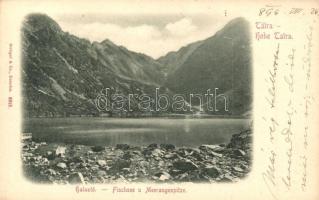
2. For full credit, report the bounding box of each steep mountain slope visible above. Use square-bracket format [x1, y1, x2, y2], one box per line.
[22, 14, 252, 117]
[162, 18, 252, 115]
[157, 40, 203, 76]
[22, 14, 164, 117]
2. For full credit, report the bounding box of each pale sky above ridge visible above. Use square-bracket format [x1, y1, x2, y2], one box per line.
[52, 14, 230, 59]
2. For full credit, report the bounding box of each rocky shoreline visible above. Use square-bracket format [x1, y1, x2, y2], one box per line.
[22, 129, 252, 184]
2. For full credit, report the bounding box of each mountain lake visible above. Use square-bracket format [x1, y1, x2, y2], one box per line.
[23, 117, 251, 147]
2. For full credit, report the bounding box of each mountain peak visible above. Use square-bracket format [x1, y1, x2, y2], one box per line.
[24, 14, 62, 33]
[100, 39, 118, 47]
[228, 17, 248, 24]
[217, 17, 249, 34]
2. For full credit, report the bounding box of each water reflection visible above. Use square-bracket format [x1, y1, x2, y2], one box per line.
[24, 117, 250, 147]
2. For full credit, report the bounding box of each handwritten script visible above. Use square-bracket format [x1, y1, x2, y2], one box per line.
[260, 7, 316, 199]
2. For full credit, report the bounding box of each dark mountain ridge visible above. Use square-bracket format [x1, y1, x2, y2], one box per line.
[162, 17, 252, 115]
[22, 14, 252, 117]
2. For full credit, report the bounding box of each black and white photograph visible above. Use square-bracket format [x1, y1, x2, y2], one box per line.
[21, 13, 253, 184]
[2, 1, 319, 200]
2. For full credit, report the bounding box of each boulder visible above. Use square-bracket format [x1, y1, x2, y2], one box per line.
[139, 160, 149, 168]
[68, 172, 85, 184]
[91, 146, 105, 152]
[87, 150, 94, 155]
[123, 152, 133, 160]
[80, 162, 88, 168]
[46, 151, 55, 160]
[55, 146, 66, 157]
[148, 143, 158, 149]
[41, 157, 49, 164]
[97, 160, 107, 166]
[111, 149, 124, 157]
[116, 144, 130, 150]
[204, 165, 221, 178]
[220, 174, 235, 182]
[210, 151, 223, 158]
[232, 149, 246, 157]
[30, 155, 42, 162]
[199, 144, 225, 153]
[142, 148, 152, 156]
[47, 169, 57, 176]
[72, 156, 85, 163]
[155, 172, 171, 181]
[191, 152, 204, 161]
[97, 170, 107, 177]
[173, 159, 198, 172]
[164, 153, 177, 159]
[159, 174, 170, 181]
[160, 144, 175, 151]
[151, 149, 163, 157]
[56, 162, 67, 169]
[175, 172, 189, 181]
[232, 166, 244, 172]
[23, 152, 33, 157]
[112, 159, 131, 170]
[227, 129, 252, 150]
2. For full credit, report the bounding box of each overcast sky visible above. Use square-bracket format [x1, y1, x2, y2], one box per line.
[52, 14, 230, 59]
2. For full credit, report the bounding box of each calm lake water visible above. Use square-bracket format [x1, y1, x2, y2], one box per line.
[23, 117, 251, 147]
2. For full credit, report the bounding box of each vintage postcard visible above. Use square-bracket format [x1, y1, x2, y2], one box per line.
[0, 0, 318, 199]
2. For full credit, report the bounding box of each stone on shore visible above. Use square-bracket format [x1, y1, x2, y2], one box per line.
[91, 146, 104, 152]
[97, 170, 107, 177]
[46, 151, 55, 160]
[55, 146, 66, 157]
[232, 149, 246, 157]
[160, 144, 175, 151]
[56, 162, 67, 169]
[112, 159, 131, 170]
[97, 160, 107, 166]
[204, 165, 221, 178]
[47, 169, 57, 176]
[68, 172, 85, 184]
[155, 172, 171, 181]
[22, 128, 252, 184]
[116, 144, 130, 150]
[173, 159, 199, 172]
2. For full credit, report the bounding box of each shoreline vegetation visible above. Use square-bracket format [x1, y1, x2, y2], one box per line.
[22, 128, 252, 184]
